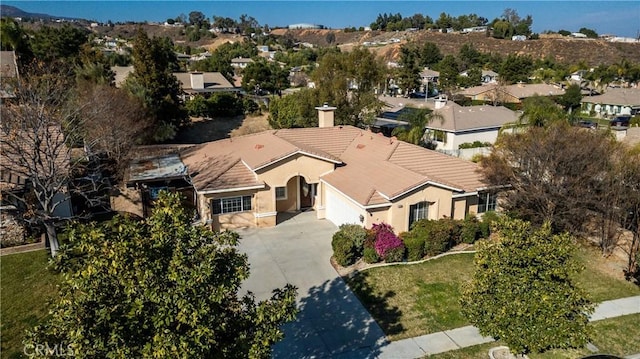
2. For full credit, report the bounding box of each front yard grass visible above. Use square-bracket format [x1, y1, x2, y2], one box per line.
[1, 250, 60, 359]
[425, 313, 640, 358]
[346, 245, 640, 342]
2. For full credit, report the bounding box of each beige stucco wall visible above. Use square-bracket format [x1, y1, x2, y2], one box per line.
[384, 185, 454, 232]
[257, 154, 334, 185]
[199, 154, 335, 230]
[452, 197, 469, 219]
[198, 189, 259, 231]
[275, 176, 298, 212]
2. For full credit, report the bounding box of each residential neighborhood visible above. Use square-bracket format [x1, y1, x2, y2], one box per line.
[1, 2, 640, 359]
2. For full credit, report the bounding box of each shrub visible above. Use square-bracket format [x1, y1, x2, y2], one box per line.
[338, 224, 367, 257]
[331, 231, 356, 267]
[479, 211, 500, 239]
[418, 220, 452, 256]
[402, 232, 425, 261]
[460, 214, 481, 244]
[384, 245, 405, 263]
[372, 223, 404, 260]
[363, 246, 379, 264]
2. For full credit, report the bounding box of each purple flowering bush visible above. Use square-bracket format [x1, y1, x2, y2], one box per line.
[372, 223, 405, 262]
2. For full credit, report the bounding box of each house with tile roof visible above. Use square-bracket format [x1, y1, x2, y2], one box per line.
[426, 97, 519, 152]
[172, 105, 493, 231]
[457, 83, 565, 104]
[581, 87, 640, 118]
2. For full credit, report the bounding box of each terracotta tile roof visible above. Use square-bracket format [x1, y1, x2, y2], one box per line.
[180, 125, 487, 202]
[273, 126, 361, 157]
[430, 102, 518, 132]
[181, 131, 342, 192]
[388, 142, 486, 192]
[582, 87, 640, 106]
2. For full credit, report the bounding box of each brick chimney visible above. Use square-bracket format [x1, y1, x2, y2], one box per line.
[190, 72, 204, 90]
[315, 103, 337, 128]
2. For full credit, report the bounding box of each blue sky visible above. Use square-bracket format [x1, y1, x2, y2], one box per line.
[3, 1, 640, 37]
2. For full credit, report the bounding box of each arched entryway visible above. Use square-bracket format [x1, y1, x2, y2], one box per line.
[275, 175, 317, 214]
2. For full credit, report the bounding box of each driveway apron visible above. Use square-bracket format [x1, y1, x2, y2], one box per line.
[236, 211, 388, 358]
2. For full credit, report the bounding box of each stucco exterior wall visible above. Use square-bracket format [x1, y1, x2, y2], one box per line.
[275, 176, 298, 212]
[198, 189, 259, 231]
[257, 154, 334, 185]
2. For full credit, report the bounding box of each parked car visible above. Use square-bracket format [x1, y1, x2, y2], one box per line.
[610, 115, 631, 127]
[407, 91, 426, 99]
[577, 120, 598, 129]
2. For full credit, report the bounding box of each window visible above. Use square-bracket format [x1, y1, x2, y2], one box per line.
[409, 201, 429, 229]
[212, 195, 252, 215]
[478, 192, 497, 213]
[275, 186, 287, 200]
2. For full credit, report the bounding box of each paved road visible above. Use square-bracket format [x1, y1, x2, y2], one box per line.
[236, 211, 387, 358]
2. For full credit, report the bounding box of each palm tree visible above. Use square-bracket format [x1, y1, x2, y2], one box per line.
[518, 95, 567, 127]
[392, 108, 443, 147]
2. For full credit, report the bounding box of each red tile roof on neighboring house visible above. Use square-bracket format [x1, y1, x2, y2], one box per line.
[180, 125, 487, 206]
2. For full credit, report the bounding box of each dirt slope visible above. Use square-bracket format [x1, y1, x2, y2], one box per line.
[277, 29, 640, 66]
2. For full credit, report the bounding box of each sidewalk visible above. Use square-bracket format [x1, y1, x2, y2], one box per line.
[376, 295, 640, 359]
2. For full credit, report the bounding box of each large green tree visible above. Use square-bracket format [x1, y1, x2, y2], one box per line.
[241, 59, 288, 93]
[518, 95, 567, 127]
[26, 192, 297, 358]
[125, 29, 186, 142]
[461, 218, 593, 355]
[30, 24, 88, 62]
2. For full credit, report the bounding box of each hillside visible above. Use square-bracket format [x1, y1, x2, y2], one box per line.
[272, 28, 640, 66]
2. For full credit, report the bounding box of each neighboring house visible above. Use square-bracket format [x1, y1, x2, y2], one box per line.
[231, 57, 254, 69]
[426, 97, 518, 152]
[420, 68, 440, 85]
[581, 87, 640, 117]
[176, 105, 492, 232]
[481, 70, 499, 84]
[459, 70, 498, 85]
[173, 72, 239, 99]
[0, 51, 19, 99]
[457, 83, 565, 104]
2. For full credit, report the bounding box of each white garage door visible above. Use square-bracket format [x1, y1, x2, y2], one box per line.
[325, 189, 362, 227]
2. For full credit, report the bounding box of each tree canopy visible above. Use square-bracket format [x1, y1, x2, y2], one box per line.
[26, 192, 298, 358]
[461, 217, 593, 354]
[480, 122, 616, 234]
[125, 28, 186, 142]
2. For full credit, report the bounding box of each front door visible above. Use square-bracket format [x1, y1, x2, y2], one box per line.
[299, 177, 314, 209]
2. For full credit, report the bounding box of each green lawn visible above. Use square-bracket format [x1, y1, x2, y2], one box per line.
[426, 313, 640, 358]
[1, 250, 60, 359]
[346, 246, 640, 341]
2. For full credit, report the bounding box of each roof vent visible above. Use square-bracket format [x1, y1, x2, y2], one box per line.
[356, 143, 366, 149]
[255, 144, 264, 150]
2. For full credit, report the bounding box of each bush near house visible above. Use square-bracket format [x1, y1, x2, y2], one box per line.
[372, 223, 404, 263]
[332, 214, 499, 267]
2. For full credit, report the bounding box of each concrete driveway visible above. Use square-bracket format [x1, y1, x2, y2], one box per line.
[236, 211, 388, 358]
